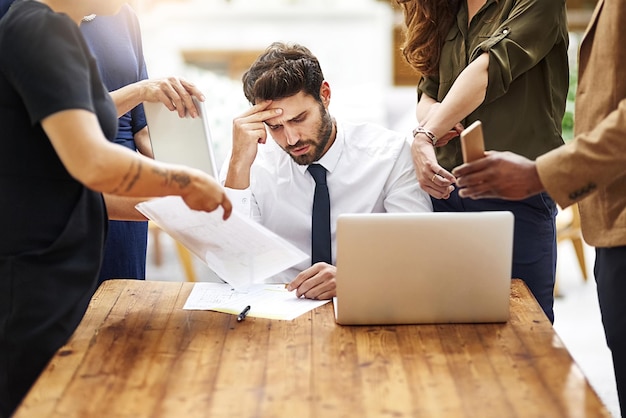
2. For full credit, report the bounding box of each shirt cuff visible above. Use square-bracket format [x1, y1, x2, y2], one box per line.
[225, 187, 252, 216]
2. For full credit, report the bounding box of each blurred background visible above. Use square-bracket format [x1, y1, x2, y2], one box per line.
[128, 0, 598, 164]
[124, 0, 618, 416]
[134, 0, 403, 169]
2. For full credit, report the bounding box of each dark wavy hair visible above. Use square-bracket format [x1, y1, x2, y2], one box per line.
[395, 0, 462, 76]
[242, 42, 325, 105]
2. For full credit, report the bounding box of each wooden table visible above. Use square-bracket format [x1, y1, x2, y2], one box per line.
[15, 279, 610, 418]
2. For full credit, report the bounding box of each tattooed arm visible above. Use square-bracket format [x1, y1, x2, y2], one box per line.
[41, 109, 232, 218]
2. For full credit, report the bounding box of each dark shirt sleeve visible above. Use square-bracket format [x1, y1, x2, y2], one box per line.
[473, 0, 567, 104]
[417, 74, 440, 102]
[2, 12, 94, 125]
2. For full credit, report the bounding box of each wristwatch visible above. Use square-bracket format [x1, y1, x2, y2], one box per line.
[412, 126, 438, 146]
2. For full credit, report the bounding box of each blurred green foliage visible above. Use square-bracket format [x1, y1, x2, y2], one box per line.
[562, 67, 577, 142]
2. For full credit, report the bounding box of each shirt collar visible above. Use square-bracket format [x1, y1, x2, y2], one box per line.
[458, 0, 499, 34]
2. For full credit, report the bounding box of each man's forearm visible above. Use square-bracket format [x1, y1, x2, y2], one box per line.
[224, 161, 252, 190]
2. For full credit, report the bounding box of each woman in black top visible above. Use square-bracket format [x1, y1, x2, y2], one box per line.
[0, 1, 232, 416]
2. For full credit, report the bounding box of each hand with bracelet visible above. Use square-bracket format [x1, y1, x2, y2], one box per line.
[416, 101, 465, 147]
[410, 124, 459, 200]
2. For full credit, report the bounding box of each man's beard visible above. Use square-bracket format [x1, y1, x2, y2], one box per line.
[285, 107, 334, 166]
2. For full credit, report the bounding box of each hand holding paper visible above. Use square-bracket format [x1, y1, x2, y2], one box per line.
[136, 196, 308, 290]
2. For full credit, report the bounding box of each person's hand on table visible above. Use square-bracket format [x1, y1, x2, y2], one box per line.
[287, 262, 336, 300]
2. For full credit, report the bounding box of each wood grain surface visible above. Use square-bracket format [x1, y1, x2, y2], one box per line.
[15, 279, 610, 418]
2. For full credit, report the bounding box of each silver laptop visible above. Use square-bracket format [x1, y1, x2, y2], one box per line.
[144, 98, 219, 178]
[334, 211, 514, 325]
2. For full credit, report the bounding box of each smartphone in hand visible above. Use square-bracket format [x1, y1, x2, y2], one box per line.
[460, 120, 485, 163]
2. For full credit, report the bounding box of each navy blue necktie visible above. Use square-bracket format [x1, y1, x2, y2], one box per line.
[308, 164, 331, 265]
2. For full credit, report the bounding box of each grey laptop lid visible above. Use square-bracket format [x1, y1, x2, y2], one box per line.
[334, 211, 514, 325]
[144, 98, 218, 178]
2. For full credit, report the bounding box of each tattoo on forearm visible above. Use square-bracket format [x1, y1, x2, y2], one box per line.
[152, 166, 169, 183]
[111, 159, 141, 194]
[152, 166, 191, 189]
[169, 172, 191, 189]
[124, 160, 141, 192]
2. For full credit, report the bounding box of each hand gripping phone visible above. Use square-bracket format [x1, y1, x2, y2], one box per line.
[460, 120, 485, 163]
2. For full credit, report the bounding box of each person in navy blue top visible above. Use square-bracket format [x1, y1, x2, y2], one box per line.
[81, 5, 152, 283]
[0, 1, 10, 18]
[0, 0, 13, 18]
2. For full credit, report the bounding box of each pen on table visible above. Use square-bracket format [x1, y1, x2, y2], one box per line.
[237, 305, 251, 322]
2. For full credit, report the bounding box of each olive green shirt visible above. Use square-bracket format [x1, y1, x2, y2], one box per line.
[419, 0, 569, 171]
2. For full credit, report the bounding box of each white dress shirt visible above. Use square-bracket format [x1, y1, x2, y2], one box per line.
[222, 120, 433, 282]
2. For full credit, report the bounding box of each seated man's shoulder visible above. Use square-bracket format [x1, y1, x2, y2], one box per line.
[343, 121, 410, 157]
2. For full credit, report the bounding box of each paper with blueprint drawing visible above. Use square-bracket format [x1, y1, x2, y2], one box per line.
[136, 196, 308, 290]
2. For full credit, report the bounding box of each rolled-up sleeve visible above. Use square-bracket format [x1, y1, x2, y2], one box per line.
[417, 74, 439, 101]
[472, 0, 566, 104]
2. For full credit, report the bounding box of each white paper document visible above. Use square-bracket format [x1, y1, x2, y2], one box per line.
[183, 282, 330, 320]
[136, 196, 308, 290]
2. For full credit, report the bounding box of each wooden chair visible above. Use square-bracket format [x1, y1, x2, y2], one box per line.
[173, 240, 197, 282]
[148, 221, 197, 282]
[556, 204, 587, 280]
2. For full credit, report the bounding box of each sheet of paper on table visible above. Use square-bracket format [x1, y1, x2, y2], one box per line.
[183, 282, 330, 320]
[136, 196, 308, 291]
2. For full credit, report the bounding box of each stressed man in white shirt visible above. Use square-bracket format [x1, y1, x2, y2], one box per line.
[222, 42, 432, 300]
